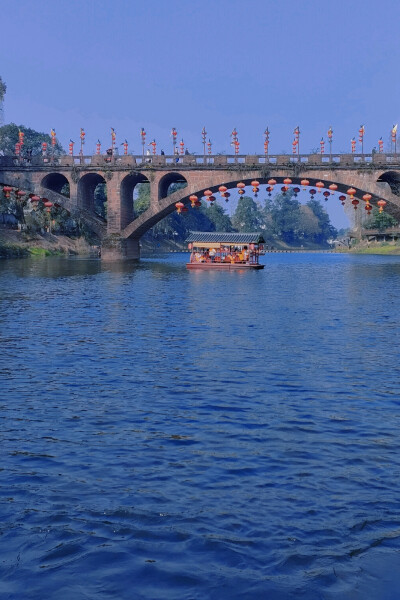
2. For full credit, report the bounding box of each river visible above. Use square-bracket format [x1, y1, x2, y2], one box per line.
[1, 252, 400, 599]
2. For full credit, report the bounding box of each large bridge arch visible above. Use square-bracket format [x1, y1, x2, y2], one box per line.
[121, 169, 400, 241]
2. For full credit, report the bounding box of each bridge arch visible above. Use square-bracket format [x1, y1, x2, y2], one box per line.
[41, 172, 70, 197]
[120, 173, 150, 229]
[158, 172, 188, 198]
[77, 172, 107, 218]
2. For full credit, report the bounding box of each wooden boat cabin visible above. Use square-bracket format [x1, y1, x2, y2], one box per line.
[186, 232, 265, 270]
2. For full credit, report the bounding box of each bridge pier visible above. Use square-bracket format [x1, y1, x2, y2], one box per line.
[101, 235, 140, 261]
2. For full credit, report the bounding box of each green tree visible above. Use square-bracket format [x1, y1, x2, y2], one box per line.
[364, 207, 398, 230]
[232, 196, 264, 231]
[0, 77, 6, 102]
[270, 190, 301, 243]
[203, 202, 233, 231]
[306, 198, 337, 243]
[0, 123, 64, 155]
[135, 183, 151, 216]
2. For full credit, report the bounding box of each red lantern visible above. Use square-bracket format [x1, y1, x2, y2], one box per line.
[377, 199, 387, 213]
[352, 199, 360, 209]
[44, 201, 53, 208]
[203, 190, 213, 198]
[283, 177, 292, 186]
[329, 184, 338, 193]
[237, 182, 246, 189]
[309, 189, 316, 197]
[300, 179, 309, 190]
[175, 201, 184, 213]
[189, 194, 198, 207]
[194, 200, 202, 208]
[268, 178, 277, 188]
[323, 191, 330, 200]
[224, 192, 231, 202]
[181, 206, 189, 213]
[30, 195, 40, 202]
[208, 195, 216, 202]
[339, 195, 346, 205]
[17, 190, 25, 198]
[281, 186, 288, 194]
[362, 194, 372, 203]
[252, 187, 259, 195]
[266, 186, 273, 196]
[293, 187, 300, 196]
[315, 181, 324, 192]
[251, 180, 260, 187]
[347, 187, 356, 198]
[365, 203, 372, 213]
[3, 185, 12, 197]
[219, 186, 228, 194]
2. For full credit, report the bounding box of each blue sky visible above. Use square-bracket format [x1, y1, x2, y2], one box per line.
[1, 0, 399, 227]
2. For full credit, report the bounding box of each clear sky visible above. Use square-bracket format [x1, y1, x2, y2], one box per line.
[1, 0, 399, 228]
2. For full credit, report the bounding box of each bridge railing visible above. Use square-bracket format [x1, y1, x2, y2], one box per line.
[1, 153, 400, 168]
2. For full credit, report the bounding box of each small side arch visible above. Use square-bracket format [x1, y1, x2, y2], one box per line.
[158, 172, 188, 199]
[41, 173, 70, 197]
[77, 172, 107, 217]
[120, 173, 150, 229]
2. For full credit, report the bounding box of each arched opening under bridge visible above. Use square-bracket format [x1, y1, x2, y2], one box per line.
[77, 173, 107, 219]
[41, 173, 70, 197]
[158, 172, 188, 198]
[120, 173, 150, 229]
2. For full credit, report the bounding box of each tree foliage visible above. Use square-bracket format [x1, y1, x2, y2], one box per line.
[0, 123, 64, 155]
[363, 207, 398, 230]
[0, 77, 6, 102]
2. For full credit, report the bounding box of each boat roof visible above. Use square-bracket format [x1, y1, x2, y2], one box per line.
[186, 232, 265, 244]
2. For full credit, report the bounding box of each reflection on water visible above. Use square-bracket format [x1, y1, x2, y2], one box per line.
[1, 252, 400, 599]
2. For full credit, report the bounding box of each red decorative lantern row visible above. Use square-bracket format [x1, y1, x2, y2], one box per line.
[377, 199, 387, 213]
[378, 137, 384, 153]
[327, 126, 333, 155]
[315, 181, 324, 192]
[339, 195, 346, 206]
[18, 130, 24, 146]
[202, 127, 207, 157]
[359, 125, 365, 154]
[207, 139, 212, 155]
[292, 140, 297, 154]
[231, 128, 238, 155]
[42, 142, 48, 155]
[351, 137, 356, 153]
[189, 194, 198, 207]
[51, 128, 56, 147]
[179, 139, 185, 155]
[293, 126, 300, 155]
[96, 140, 101, 155]
[80, 128, 85, 155]
[320, 138, 325, 154]
[150, 139, 156, 155]
[301, 178, 309, 190]
[69, 140, 74, 155]
[141, 127, 146, 157]
[123, 140, 129, 155]
[171, 128, 177, 154]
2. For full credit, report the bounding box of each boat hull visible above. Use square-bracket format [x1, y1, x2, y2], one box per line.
[186, 262, 264, 270]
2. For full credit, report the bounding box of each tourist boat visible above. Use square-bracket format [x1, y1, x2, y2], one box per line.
[186, 232, 265, 270]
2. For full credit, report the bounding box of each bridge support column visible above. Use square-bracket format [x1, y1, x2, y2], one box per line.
[101, 235, 140, 261]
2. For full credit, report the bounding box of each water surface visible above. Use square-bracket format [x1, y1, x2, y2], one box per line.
[1, 252, 400, 599]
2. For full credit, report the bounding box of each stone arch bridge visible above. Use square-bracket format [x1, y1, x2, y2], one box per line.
[1, 152, 400, 260]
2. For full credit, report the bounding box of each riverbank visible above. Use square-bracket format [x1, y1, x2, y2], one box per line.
[0, 228, 95, 258]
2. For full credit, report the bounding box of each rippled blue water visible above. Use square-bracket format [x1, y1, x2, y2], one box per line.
[1, 252, 400, 599]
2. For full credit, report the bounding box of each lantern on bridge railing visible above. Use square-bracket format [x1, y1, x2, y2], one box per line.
[237, 182, 246, 196]
[351, 137, 356, 153]
[377, 199, 387, 213]
[320, 138, 325, 154]
[315, 181, 324, 193]
[69, 140, 74, 156]
[339, 195, 346, 206]
[150, 139, 156, 155]
[180, 139, 185, 155]
[378, 137, 384, 153]
[301, 179, 309, 190]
